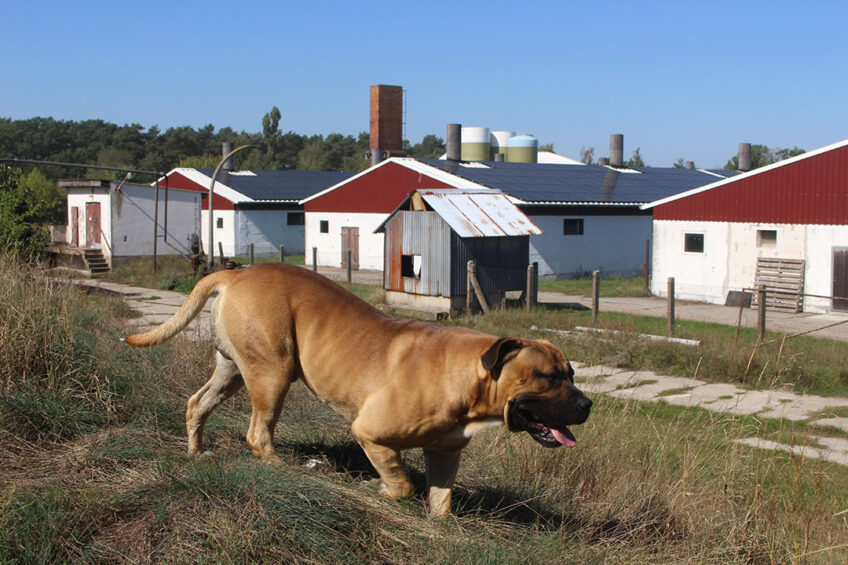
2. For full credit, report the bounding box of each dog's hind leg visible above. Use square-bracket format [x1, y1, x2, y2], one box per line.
[186, 352, 244, 455]
[242, 357, 295, 465]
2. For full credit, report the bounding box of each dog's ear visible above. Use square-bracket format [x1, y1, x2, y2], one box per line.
[480, 337, 524, 378]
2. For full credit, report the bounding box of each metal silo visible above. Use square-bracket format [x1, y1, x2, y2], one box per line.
[490, 130, 514, 160]
[507, 134, 538, 163]
[461, 127, 491, 161]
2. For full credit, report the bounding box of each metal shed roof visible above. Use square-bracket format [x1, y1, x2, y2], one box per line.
[412, 189, 542, 238]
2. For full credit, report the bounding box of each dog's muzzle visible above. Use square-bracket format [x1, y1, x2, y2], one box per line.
[505, 391, 592, 448]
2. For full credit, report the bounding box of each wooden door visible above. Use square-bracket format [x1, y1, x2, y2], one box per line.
[71, 207, 80, 247]
[85, 202, 101, 248]
[833, 248, 848, 311]
[341, 226, 359, 270]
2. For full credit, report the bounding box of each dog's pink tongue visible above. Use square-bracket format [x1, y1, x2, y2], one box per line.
[551, 427, 577, 448]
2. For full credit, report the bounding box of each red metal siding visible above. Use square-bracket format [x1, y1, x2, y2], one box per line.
[165, 171, 234, 211]
[304, 162, 453, 213]
[654, 144, 848, 224]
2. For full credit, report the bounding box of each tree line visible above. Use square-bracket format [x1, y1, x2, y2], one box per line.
[0, 107, 446, 181]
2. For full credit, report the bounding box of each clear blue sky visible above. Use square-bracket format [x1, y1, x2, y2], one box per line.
[3, 0, 846, 168]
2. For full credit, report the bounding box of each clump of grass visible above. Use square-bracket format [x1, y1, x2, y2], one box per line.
[105, 255, 202, 293]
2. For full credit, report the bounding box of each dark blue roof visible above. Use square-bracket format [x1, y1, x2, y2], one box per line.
[417, 159, 729, 204]
[199, 169, 354, 201]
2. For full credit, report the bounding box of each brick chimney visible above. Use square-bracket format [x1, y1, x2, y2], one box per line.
[369, 84, 403, 166]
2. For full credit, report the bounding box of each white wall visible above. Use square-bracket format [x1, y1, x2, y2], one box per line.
[111, 184, 201, 257]
[528, 214, 652, 279]
[201, 210, 236, 257]
[652, 220, 848, 311]
[235, 209, 305, 256]
[304, 211, 387, 270]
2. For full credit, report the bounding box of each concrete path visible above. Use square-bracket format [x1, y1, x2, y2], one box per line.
[67, 272, 848, 467]
[538, 292, 848, 343]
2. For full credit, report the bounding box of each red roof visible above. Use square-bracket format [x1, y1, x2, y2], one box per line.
[648, 140, 848, 224]
[303, 161, 453, 213]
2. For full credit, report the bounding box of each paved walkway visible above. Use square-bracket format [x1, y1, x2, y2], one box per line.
[68, 272, 848, 467]
[539, 292, 848, 343]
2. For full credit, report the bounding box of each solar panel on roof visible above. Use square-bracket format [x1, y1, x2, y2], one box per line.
[417, 159, 728, 204]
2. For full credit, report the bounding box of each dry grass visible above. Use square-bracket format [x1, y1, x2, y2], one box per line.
[2, 252, 847, 563]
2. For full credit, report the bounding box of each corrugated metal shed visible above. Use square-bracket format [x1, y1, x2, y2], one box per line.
[418, 189, 543, 237]
[644, 139, 848, 224]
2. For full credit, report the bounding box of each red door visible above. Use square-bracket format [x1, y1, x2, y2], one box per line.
[85, 202, 101, 248]
[71, 207, 80, 247]
[341, 226, 359, 270]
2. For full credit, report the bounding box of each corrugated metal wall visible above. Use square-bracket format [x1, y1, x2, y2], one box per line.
[654, 144, 848, 224]
[384, 211, 451, 296]
[450, 234, 529, 296]
[305, 162, 453, 214]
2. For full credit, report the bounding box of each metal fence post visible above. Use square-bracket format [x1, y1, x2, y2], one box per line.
[346, 250, 352, 283]
[249, 243, 254, 266]
[312, 246, 317, 272]
[645, 239, 650, 291]
[279, 244, 285, 263]
[218, 242, 225, 265]
[667, 277, 675, 336]
[758, 284, 767, 341]
[592, 270, 600, 323]
[531, 262, 538, 310]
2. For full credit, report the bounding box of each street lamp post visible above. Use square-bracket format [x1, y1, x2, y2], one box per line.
[207, 145, 254, 269]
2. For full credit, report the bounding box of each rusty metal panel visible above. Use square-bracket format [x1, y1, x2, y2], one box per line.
[420, 189, 542, 237]
[384, 213, 404, 291]
[653, 144, 848, 224]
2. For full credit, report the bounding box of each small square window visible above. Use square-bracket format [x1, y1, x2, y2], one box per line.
[401, 254, 422, 278]
[757, 229, 777, 248]
[287, 212, 304, 226]
[563, 218, 584, 235]
[319, 220, 329, 234]
[216, 217, 223, 229]
[684, 233, 704, 253]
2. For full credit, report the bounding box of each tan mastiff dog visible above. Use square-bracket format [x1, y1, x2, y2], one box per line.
[125, 262, 591, 516]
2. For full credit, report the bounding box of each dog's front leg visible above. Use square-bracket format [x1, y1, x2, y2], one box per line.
[424, 448, 462, 517]
[351, 423, 414, 499]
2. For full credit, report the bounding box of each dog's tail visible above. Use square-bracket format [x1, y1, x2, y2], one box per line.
[124, 270, 235, 347]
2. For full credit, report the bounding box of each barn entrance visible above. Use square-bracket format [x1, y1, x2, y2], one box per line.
[833, 248, 848, 311]
[85, 202, 101, 248]
[341, 226, 359, 270]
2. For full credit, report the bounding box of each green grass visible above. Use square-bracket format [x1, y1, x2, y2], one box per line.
[539, 276, 651, 297]
[230, 254, 305, 266]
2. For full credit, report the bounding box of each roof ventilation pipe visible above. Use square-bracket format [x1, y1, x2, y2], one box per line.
[445, 123, 461, 162]
[738, 142, 752, 172]
[222, 142, 235, 171]
[685, 160, 695, 169]
[609, 134, 624, 167]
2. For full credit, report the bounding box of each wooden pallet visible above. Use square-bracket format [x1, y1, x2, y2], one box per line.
[752, 257, 805, 312]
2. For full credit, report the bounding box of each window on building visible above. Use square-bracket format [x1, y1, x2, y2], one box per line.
[401, 254, 422, 278]
[684, 233, 704, 253]
[287, 212, 304, 226]
[216, 217, 223, 229]
[757, 229, 777, 248]
[320, 220, 329, 234]
[563, 218, 584, 235]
